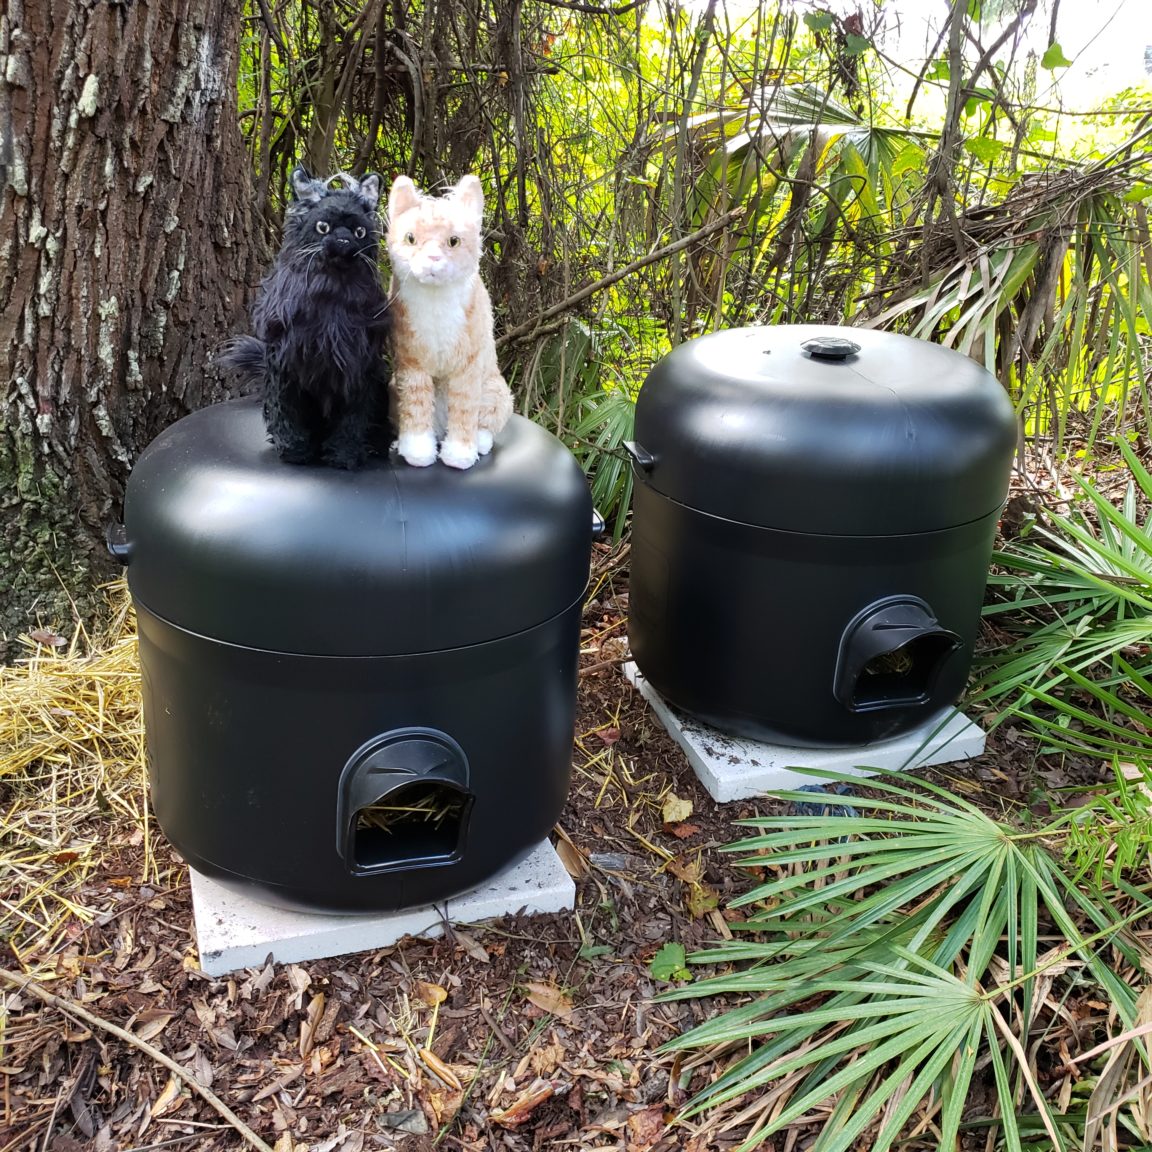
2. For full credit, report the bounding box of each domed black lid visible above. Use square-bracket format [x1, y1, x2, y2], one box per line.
[632, 324, 1018, 534]
[122, 400, 592, 655]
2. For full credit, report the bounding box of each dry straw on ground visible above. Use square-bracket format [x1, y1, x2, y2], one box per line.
[0, 581, 156, 970]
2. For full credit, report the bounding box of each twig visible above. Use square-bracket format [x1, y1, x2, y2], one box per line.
[0, 969, 275, 1152]
[495, 206, 745, 348]
[478, 1000, 518, 1057]
[253, 0, 286, 54]
[580, 656, 630, 678]
[533, 0, 647, 13]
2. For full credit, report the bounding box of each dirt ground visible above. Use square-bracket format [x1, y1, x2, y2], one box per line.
[0, 542, 1106, 1152]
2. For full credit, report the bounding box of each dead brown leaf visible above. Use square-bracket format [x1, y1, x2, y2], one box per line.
[529, 1039, 566, 1077]
[419, 1047, 463, 1090]
[626, 1105, 667, 1150]
[414, 980, 448, 1007]
[148, 1075, 183, 1118]
[299, 991, 325, 1058]
[133, 1011, 174, 1043]
[555, 836, 589, 878]
[252, 1064, 304, 1102]
[665, 856, 702, 883]
[454, 929, 490, 963]
[490, 1080, 554, 1128]
[425, 1084, 464, 1126]
[523, 981, 573, 1017]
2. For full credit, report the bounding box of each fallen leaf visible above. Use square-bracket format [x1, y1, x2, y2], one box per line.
[133, 1011, 174, 1042]
[491, 1080, 554, 1128]
[554, 836, 588, 878]
[130, 945, 158, 972]
[28, 627, 67, 648]
[252, 1065, 304, 1102]
[665, 855, 704, 884]
[685, 883, 720, 919]
[668, 822, 701, 840]
[529, 1040, 566, 1077]
[284, 965, 311, 1010]
[649, 942, 691, 982]
[149, 1076, 183, 1118]
[627, 1105, 667, 1150]
[425, 1085, 464, 1126]
[454, 929, 490, 963]
[414, 980, 448, 1007]
[299, 992, 325, 1059]
[418, 1047, 462, 1090]
[523, 981, 573, 1017]
[661, 794, 693, 824]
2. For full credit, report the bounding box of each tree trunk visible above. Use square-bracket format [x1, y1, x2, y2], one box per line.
[0, 0, 259, 653]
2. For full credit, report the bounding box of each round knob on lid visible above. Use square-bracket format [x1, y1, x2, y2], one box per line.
[802, 335, 861, 361]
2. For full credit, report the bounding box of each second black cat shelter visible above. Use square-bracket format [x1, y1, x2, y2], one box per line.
[626, 324, 1018, 748]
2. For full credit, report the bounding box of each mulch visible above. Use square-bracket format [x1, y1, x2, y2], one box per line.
[0, 541, 1112, 1152]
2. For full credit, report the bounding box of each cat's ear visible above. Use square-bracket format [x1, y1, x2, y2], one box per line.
[388, 176, 421, 221]
[453, 175, 484, 223]
[358, 173, 381, 211]
[290, 167, 325, 204]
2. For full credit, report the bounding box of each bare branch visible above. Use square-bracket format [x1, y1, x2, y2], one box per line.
[496, 206, 745, 349]
[532, 0, 647, 15]
[0, 968, 276, 1152]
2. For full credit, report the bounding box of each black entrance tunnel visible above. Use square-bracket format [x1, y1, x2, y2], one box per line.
[833, 596, 961, 715]
[352, 780, 471, 872]
[337, 728, 473, 875]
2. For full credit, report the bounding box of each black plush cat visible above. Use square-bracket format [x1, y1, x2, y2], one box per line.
[218, 168, 392, 468]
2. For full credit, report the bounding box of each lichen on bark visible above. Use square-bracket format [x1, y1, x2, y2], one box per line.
[0, 0, 261, 655]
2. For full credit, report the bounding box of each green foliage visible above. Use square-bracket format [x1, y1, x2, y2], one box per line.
[1063, 763, 1152, 887]
[1041, 42, 1074, 71]
[659, 770, 1150, 1152]
[234, 0, 1152, 518]
[974, 438, 1152, 761]
[650, 941, 691, 982]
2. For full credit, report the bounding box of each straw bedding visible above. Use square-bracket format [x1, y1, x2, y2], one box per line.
[0, 581, 156, 968]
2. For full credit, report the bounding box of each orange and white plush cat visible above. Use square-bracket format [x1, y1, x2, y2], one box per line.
[385, 174, 514, 469]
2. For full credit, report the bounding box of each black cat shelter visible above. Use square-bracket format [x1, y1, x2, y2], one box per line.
[114, 399, 593, 913]
[626, 324, 1018, 748]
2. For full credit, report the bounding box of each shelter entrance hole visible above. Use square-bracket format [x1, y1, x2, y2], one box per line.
[352, 781, 470, 872]
[851, 633, 960, 712]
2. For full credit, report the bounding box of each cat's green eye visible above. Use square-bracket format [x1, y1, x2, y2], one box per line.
[354, 226, 366, 239]
[448, 236, 460, 248]
[404, 232, 415, 245]
[315, 220, 330, 234]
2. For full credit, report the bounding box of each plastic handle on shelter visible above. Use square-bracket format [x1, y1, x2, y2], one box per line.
[106, 523, 132, 564]
[623, 441, 656, 471]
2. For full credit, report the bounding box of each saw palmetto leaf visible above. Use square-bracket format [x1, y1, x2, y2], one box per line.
[976, 440, 1152, 761]
[659, 770, 1146, 1152]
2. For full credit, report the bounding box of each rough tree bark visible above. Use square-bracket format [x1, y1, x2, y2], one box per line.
[0, 0, 260, 651]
